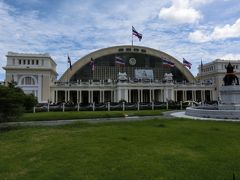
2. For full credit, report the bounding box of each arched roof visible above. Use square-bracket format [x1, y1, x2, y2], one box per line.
[59, 45, 195, 82]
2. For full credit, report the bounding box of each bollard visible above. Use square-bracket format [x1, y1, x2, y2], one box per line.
[137, 101, 140, 111]
[152, 101, 154, 110]
[108, 102, 110, 111]
[63, 103, 65, 112]
[180, 101, 182, 110]
[122, 102, 125, 111]
[77, 103, 80, 111]
[166, 101, 168, 110]
[92, 102, 95, 111]
[33, 106, 36, 113]
[47, 103, 50, 112]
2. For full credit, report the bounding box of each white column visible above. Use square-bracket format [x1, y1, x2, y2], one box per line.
[68, 90, 70, 102]
[65, 90, 67, 102]
[175, 91, 178, 101]
[129, 89, 131, 103]
[88, 91, 91, 103]
[102, 90, 105, 103]
[138, 89, 140, 103]
[77, 90, 79, 103]
[210, 90, 213, 101]
[152, 89, 155, 102]
[99, 90, 102, 103]
[56, 90, 58, 103]
[150, 89, 152, 102]
[91, 90, 93, 103]
[79, 90, 82, 103]
[38, 75, 42, 102]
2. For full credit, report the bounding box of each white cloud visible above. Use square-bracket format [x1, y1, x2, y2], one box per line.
[188, 30, 211, 42]
[159, 0, 202, 24]
[189, 18, 240, 42]
[220, 54, 240, 60]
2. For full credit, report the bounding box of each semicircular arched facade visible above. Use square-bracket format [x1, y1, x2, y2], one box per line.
[59, 45, 195, 83]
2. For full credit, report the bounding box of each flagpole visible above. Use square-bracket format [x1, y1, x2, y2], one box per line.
[131, 26, 133, 46]
[67, 53, 69, 85]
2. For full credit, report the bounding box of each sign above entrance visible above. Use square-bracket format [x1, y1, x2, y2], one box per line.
[135, 69, 154, 80]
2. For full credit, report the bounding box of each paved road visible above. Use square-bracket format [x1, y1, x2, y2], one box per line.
[0, 111, 180, 129]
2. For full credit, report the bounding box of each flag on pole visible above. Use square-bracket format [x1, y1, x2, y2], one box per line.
[132, 26, 142, 41]
[115, 56, 125, 66]
[90, 58, 95, 71]
[162, 60, 175, 67]
[183, 58, 192, 69]
[68, 55, 72, 70]
[201, 59, 203, 72]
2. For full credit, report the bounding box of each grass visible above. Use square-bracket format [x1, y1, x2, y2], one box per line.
[0, 118, 240, 179]
[20, 110, 165, 122]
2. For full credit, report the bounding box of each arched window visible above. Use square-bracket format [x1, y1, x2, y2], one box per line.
[21, 76, 36, 85]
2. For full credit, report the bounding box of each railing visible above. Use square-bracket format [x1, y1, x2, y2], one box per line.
[33, 101, 190, 112]
[53, 80, 215, 87]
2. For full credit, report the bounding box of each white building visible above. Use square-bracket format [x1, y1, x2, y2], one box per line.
[3, 52, 57, 102]
[3, 45, 237, 104]
[196, 59, 240, 100]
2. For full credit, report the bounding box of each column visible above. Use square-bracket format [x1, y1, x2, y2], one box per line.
[38, 75, 42, 102]
[102, 90, 105, 103]
[88, 90, 91, 103]
[77, 90, 79, 103]
[152, 89, 155, 102]
[183, 90, 187, 101]
[56, 90, 58, 103]
[91, 90, 93, 103]
[111, 90, 114, 102]
[193, 90, 196, 101]
[150, 89, 152, 102]
[129, 89, 131, 103]
[68, 90, 70, 102]
[65, 90, 67, 102]
[79, 90, 82, 103]
[175, 90, 178, 102]
[210, 90, 213, 101]
[100, 90, 102, 103]
[141, 89, 143, 103]
[138, 89, 140, 103]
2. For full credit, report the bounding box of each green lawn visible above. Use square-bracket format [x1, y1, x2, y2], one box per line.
[20, 110, 165, 122]
[1, 118, 240, 179]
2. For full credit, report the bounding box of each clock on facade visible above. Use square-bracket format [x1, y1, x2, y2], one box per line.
[129, 58, 136, 65]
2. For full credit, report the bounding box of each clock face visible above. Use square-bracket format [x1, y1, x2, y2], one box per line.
[129, 58, 136, 65]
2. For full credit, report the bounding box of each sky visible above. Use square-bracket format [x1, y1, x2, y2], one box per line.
[0, 0, 240, 80]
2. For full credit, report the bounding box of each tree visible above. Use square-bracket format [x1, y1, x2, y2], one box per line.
[0, 83, 38, 122]
[24, 94, 38, 112]
[0, 85, 25, 122]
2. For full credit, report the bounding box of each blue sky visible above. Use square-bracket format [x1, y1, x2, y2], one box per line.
[0, 0, 240, 80]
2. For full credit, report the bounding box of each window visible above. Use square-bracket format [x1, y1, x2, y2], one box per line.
[36, 60, 39, 65]
[19, 59, 21, 65]
[27, 60, 30, 65]
[141, 49, 146, 53]
[118, 48, 124, 52]
[133, 48, 139, 52]
[23, 60, 26, 64]
[32, 60, 34, 65]
[21, 77, 35, 85]
[126, 48, 131, 51]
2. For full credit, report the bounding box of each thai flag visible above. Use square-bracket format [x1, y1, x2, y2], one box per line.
[162, 60, 175, 67]
[115, 56, 125, 66]
[183, 58, 192, 69]
[90, 58, 95, 71]
[132, 26, 142, 41]
[68, 55, 72, 70]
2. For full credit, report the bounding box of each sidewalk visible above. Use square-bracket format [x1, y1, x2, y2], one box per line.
[0, 114, 174, 129]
